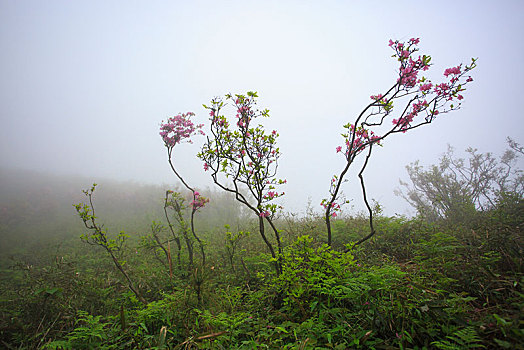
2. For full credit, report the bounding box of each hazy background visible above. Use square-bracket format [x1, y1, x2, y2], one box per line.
[1, 0, 523, 216]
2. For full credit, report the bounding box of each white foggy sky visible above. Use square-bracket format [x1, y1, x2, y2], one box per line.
[1, 0, 523, 216]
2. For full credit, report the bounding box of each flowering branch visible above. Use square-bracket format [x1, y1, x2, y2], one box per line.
[199, 92, 285, 275]
[325, 38, 477, 246]
[160, 112, 207, 268]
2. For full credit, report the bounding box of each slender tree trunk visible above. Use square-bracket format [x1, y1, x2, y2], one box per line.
[108, 249, 146, 304]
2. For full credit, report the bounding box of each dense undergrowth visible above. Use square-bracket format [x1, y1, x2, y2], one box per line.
[0, 177, 522, 349]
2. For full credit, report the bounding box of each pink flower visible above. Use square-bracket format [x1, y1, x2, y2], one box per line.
[444, 66, 461, 77]
[398, 62, 419, 87]
[434, 83, 450, 96]
[190, 193, 209, 210]
[419, 83, 433, 92]
[203, 163, 209, 171]
[264, 191, 277, 200]
[336, 146, 342, 153]
[159, 112, 202, 148]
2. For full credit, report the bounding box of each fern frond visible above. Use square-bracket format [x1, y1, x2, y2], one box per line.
[432, 327, 485, 349]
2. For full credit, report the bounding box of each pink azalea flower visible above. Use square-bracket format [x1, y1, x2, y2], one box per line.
[419, 83, 433, 92]
[444, 66, 461, 77]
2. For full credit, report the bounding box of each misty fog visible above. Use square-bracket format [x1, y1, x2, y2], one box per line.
[2, 2, 524, 348]
[1, 1, 523, 217]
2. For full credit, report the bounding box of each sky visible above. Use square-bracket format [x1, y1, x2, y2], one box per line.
[1, 0, 523, 216]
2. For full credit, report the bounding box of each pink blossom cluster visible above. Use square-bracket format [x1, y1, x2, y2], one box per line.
[389, 38, 430, 89]
[235, 99, 254, 128]
[337, 124, 381, 158]
[321, 175, 345, 217]
[320, 198, 341, 217]
[260, 179, 287, 218]
[159, 112, 204, 148]
[190, 191, 209, 210]
[369, 93, 394, 113]
[258, 201, 284, 218]
[431, 64, 472, 101]
[388, 37, 420, 49]
[399, 61, 421, 88]
[263, 190, 285, 201]
[419, 83, 433, 93]
[211, 113, 228, 128]
[444, 65, 461, 78]
[434, 83, 450, 97]
[264, 191, 277, 200]
[393, 99, 429, 131]
[370, 94, 387, 104]
[384, 39, 476, 132]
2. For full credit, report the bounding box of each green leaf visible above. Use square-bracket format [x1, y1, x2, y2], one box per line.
[494, 339, 512, 348]
[275, 326, 288, 333]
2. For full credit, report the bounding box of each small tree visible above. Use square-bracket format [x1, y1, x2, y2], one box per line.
[159, 113, 208, 269]
[397, 138, 524, 222]
[163, 189, 208, 271]
[74, 184, 146, 304]
[198, 92, 286, 274]
[323, 38, 477, 246]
